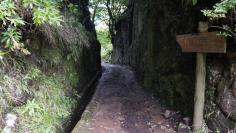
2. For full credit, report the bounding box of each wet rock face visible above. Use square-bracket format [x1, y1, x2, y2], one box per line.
[206, 108, 235, 133]
[112, 0, 218, 114]
[217, 87, 236, 121]
[75, 0, 101, 90]
[232, 82, 236, 97]
[216, 66, 236, 122]
[112, 0, 236, 130]
[207, 57, 236, 131]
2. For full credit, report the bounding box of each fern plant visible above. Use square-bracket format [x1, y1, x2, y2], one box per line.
[0, 0, 63, 56]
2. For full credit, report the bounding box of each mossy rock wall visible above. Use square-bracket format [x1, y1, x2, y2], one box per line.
[206, 54, 236, 132]
[112, 0, 217, 114]
[37, 0, 102, 91]
[76, 0, 102, 90]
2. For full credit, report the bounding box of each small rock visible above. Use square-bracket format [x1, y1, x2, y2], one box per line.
[163, 110, 172, 119]
[3, 113, 17, 133]
[183, 117, 191, 126]
[5, 113, 17, 127]
[3, 127, 11, 133]
[178, 122, 191, 133]
[160, 125, 166, 130]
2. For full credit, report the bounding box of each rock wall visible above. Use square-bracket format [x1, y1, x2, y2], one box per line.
[75, 0, 102, 90]
[112, 0, 236, 130]
[113, 0, 201, 114]
[206, 53, 236, 132]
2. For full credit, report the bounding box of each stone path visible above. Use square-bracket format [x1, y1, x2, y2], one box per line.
[72, 64, 185, 133]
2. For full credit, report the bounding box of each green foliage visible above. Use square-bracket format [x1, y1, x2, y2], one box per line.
[63, 60, 79, 87]
[0, 0, 63, 55]
[202, 0, 236, 37]
[23, 67, 42, 81]
[0, 0, 90, 130]
[203, 0, 236, 19]
[89, 0, 126, 61]
[192, 0, 198, 5]
[89, 0, 128, 30]
[16, 66, 77, 133]
[97, 30, 111, 45]
[0, 46, 79, 132]
[29, 68, 41, 79]
[204, 86, 217, 121]
[2, 27, 21, 49]
[22, 0, 63, 25]
[1, 27, 30, 55]
[0, 0, 25, 26]
[20, 99, 43, 116]
[63, 3, 82, 25]
[42, 48, 63, 65]
[30, 1, 62, 25]
[97, 30, 112, 62]
[68, 3, 79, 14]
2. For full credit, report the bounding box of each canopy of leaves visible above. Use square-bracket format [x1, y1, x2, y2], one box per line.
[89, 0, 128, 30]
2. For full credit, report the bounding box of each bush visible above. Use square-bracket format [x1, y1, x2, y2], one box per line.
[0, 0, 62, 55]
[202, 0, 236, 37]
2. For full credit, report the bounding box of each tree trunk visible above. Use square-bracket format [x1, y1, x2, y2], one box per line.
[106, 0, 115, 43]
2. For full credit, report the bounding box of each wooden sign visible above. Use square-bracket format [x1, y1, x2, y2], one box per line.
[176, 32, 226, 53]
[177, 22, 227, 132]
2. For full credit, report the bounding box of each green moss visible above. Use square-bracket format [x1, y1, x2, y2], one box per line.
[41, 48, 63, 65]
[155, 73, 194, 114]
[62, 60, 79, 87]
[15, 65, 77, 133]
[0, 51, 79, 132]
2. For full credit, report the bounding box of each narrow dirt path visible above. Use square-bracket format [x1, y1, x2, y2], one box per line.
[72, 64, 187, 133]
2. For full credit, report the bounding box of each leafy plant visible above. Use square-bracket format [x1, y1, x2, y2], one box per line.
[0, 0, 63, 55]
[89, 0, 127, 60]
[16, 67, 77, 133]
[29, 68, 41, 79]
[20, 99, 43, 116]
[23, 67, 42, 81]
[2, 27, 21, 49]
[68, 3, 79, 14]
[97, 30, 112, 62]
[202, 0, 236, 19]
[202, 0, 236, 38]
[0, 0, 24, 26]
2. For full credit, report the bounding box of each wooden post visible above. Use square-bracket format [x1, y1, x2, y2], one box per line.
[176, 21, 226, 132]
[192, 22, 208, 132]
[193, 53, 206, 132]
